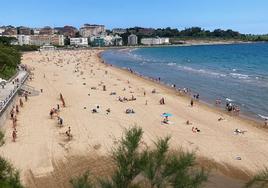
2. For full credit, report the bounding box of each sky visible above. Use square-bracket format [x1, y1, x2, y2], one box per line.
[0, 0, 267, 34]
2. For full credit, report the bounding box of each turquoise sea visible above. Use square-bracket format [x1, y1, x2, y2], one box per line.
[101, 43, 268, 121]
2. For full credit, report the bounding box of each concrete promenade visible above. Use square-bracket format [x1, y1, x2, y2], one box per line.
[0, 70, 29, 114]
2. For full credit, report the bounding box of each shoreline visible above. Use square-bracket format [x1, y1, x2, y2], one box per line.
[98, 51, 265, 128]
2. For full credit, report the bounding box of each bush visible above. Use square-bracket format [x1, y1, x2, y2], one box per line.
[0, 130, 5, 146]
[0, 156, 23, 188]
[246, 168, 268, 188]
[70, 171, 93, 188]
[71, 127, 208, 188]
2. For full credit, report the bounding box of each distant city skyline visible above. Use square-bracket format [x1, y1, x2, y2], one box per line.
[0, 0, 267, 34]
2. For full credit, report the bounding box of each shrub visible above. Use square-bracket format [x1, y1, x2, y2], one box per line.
[71, 127, 208, 188]
[0, 130, 5, 146]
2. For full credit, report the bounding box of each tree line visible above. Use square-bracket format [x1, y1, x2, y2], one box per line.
[0, 36, 38, 79]
[116, 27, 268, 45]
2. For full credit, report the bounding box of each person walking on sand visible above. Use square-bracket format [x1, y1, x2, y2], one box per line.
[49, 109, 54, 119]
[58, 117, 63, 126]
[19, 98, 23, 107]
[160, 97, 165, 105]
[12, 129, 17, 142]
[25, 93, 28, 101]
[16, 105, 19, 113]
[57, 104, 60, 111]
[66, 126, 72, 140]
[12, 116, 17, 128]
[190, 99, 194, 107]
[10, 108, 14, 119]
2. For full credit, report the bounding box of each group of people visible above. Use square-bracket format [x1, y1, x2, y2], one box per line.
[226, 102, 240, 114]
[118, 95, 136, 102]
[49, 93, 72, 140]
[49, 105, 64, 127]
[10, 94, 28, 142]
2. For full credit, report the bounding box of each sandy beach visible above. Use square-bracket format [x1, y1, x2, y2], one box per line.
[0, 49, 268, 187]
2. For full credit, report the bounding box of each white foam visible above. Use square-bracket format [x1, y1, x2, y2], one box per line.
[258, 114, 268, 119]
[230, 73, 249, 79]
[226, 98, 233, 102]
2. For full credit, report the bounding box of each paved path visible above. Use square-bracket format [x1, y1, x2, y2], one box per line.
[0, 70, 28, 112]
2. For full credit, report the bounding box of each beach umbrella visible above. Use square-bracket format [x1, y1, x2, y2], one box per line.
[161, 113, 173, 117]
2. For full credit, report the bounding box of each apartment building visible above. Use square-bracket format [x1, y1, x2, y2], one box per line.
[79, 24, 105, 37]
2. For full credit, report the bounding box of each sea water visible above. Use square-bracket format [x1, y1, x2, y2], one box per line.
[101, 43, 268, 120]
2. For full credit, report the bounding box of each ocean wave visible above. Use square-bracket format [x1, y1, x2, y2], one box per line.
[127, 51, 267, 84]
[230, 73, 249, 79]
[166, 63, 227, 78]
[258, 114, 268, 119]
[167, 62, 176, 66]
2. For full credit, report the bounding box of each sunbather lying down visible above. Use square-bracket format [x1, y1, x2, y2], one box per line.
[192, 127, 200, 133]
[92, 109, 98, 113]
[126, 109, 135, 114]
[118, 96, 128, 102]
[234, 129, 247, 134]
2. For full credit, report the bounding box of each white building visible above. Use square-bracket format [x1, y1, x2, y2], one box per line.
[70, 38, 88, 46]
[113, 35, 123, 46]
[33, 28, 41, 35]
[90, 34, 122, 46]
[40, 45, 56, 51]
[79, 24, 105, 38]
[17, 35, 31, 45]
[128, 34, 138, 46]
[141, 37, 170, 45]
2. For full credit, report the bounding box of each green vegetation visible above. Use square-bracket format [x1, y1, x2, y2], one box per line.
[0, 156, 23, 188]
[70, 127, 208, 188]
[0, 36, 38, 79]
[70, 171, 93, 188]
[246, 168, 268, 188]
[0, 44, 21, 79]
[119, 27, 268, 45]
[12, 45, 39, 52]
[0, 36, 17, 46]
[0, 130, 5, 146]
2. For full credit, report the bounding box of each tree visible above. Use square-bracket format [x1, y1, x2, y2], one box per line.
[71, 127, 208, 188]
[0, 36, 17, 46]
[64, 37, 70, 46]
[99, 126, 147, 188]
[141, 137, 207, 188]
[0, 44, 21, 79]
[246, 168, 268, 188]
[0, 156, 24, 188]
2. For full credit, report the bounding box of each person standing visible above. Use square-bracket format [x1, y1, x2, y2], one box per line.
[190, 99, 194, 107]
[12, 129, 17, 142]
